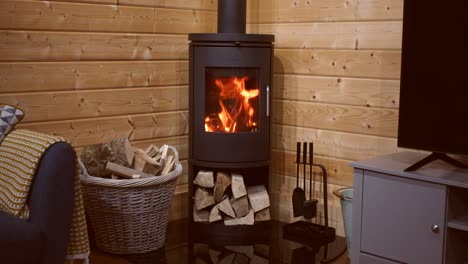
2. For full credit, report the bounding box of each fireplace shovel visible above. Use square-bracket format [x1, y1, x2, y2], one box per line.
[292, 142, 305, 217]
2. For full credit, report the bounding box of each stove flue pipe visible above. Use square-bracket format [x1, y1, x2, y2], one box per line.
[217, 0, 246, 34]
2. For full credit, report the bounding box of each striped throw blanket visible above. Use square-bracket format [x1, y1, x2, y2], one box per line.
[0, 129, 90, 262]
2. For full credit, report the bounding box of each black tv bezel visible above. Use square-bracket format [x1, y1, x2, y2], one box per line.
[396, 0, 468, 157]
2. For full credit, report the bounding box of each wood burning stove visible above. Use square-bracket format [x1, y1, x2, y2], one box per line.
[188, 0, 274, 241]
[190, 44, 273, 164]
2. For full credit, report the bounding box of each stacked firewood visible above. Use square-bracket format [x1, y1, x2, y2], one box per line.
[80, 138, 175, 179]
[193, 171, 270, 225]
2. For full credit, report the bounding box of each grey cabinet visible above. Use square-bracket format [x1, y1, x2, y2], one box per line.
[361, 171, 445, 263]
[351, 152, 468, 264]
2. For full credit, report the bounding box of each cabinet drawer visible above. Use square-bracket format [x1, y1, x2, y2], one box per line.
[360, 253, 399, 264]
[361, 171, 446, 264]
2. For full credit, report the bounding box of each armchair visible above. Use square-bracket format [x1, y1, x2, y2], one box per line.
[0, 142, 76, 264]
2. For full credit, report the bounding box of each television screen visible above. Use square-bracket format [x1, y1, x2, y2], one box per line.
[397, 0, 468, 156]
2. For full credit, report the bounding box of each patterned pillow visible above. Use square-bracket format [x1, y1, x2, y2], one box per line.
[0, 105, 24, 143]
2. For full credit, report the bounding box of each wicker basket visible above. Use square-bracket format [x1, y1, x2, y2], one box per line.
[79, 145, 182, 254]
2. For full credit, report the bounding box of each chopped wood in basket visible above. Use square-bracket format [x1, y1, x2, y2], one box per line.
[81, 140, 177, 179]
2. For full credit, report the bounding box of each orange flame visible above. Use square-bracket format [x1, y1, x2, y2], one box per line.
[205, 76, 259, 132]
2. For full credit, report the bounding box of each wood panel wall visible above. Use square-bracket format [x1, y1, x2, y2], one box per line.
[0, 0, 217, 221]
[247, 0, 403, 235]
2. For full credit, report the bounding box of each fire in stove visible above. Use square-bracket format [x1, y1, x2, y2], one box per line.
[205, 76, 260, 133]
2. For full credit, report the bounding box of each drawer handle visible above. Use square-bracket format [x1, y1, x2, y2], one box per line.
[431, 224, 440, 233]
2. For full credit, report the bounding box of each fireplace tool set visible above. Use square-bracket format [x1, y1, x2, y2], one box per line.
[283, 142, 336, 247]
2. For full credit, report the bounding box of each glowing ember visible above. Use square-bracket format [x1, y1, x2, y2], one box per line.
[205, 76, 259, 132]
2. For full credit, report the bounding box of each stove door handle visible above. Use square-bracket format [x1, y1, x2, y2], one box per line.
[266, 85, 270, 117]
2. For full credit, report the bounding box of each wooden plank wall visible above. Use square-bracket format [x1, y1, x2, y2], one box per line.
[247, 0, 403, 235]
[0, 0, 217, 221]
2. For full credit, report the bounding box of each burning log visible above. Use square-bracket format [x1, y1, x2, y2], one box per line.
[247, 185, 270, 212]
[214, 172, 231, 203]
[218, 197, 236, 218]
[194, 170, 215, 188]
[231, 173, 247, 199]
[204, 76, 260, 133]
[193, 207, 209, 222]
[230, 195, 249, 218]
[254, 207, 270, 222]
[81, 138, 134, 178]
[224, 209, 254, 226]
[194, 188, 215, 210]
